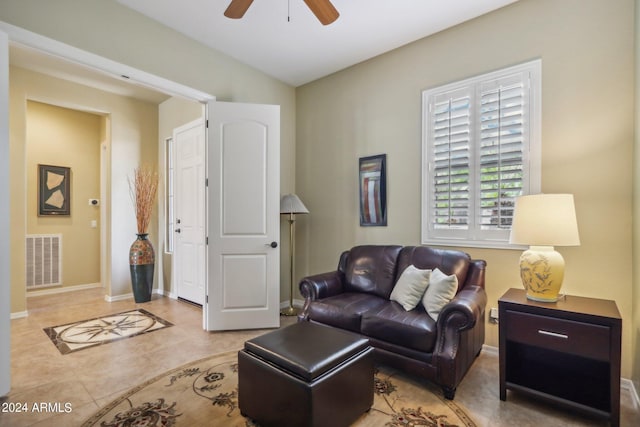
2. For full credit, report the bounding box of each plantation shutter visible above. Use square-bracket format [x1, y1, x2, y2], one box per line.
[429, 86, 472, 230]
[478, 72, 528, 230]
[422, 59, 540, 248]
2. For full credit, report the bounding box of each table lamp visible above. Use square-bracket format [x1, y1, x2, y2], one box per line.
[280, 194, 309, 316]
[509, 194, 580, 302]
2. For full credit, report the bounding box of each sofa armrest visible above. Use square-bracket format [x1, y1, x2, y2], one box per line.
[432, 285, 487, 395]
[437, 285, 487, 331]
[299, 271, 345, 301]
[298, 271, 346, 322]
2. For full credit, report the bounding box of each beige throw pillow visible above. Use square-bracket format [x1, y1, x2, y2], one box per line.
[390, 265, 431, 311]
[422, 268, 458, 321]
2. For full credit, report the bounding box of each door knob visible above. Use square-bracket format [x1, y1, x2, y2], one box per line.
[267, 241, 278, 248]
[175, 228, 181, 233]
[176, 219, 181, 224]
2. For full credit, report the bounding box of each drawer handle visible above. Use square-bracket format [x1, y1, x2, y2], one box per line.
[538, 330, 568, 339]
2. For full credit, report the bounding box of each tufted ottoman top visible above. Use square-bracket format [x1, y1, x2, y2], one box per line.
[244, 321, 370, 382]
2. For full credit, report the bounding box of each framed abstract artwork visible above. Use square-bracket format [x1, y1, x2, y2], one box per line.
[359, 154, 387, 226]
[38, 164, 71, 216]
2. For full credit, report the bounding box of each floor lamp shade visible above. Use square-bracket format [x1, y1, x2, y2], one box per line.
[509, 194, 580, 302]
[280, 194, 308, 316]
[280, 194, 309, 215]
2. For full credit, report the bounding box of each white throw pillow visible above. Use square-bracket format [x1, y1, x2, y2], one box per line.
[422, 268, 458, 321]
[390, 265, 431, 311]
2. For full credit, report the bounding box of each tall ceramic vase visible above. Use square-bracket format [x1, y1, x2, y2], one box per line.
[129, 233, 155, 303]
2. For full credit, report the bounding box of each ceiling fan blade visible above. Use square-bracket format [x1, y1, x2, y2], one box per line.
[224, 0, 254, 19]
[303, 0, 340, 25]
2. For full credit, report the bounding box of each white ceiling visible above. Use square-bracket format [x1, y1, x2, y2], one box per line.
[116, 0, 520, 87]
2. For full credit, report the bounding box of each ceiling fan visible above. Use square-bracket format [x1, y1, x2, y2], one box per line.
[224, 0, 340, 26]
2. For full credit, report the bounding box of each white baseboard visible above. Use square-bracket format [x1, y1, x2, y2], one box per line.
[280, 298, 304, 309]
[481, 344, 640, 407]
[155, 289, 176, 299]
[10, 311, 28, 320]
[622, 378, 640, 408]
[481, 344, 498, 356]
[104, 292, 133, 302]
[26, 282, 102, 297]
[104, 290, 175, 302]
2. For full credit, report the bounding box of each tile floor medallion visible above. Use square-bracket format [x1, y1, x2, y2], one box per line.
[43, 309, 173, 354]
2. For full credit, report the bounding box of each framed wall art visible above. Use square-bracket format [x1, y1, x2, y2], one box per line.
[38, 164, 71, 216]
[359, 154, 387, 226]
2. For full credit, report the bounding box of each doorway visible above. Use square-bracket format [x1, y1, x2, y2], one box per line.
[25, 100, 103, 296]
[2, 24, 281, 335]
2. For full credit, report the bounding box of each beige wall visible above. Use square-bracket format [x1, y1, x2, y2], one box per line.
[296, 0, 635, 377]
[9, 66, 159, 313]
[26, 100, 101, 289]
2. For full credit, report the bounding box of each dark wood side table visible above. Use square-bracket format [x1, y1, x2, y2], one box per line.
[499, 288, 622, 426]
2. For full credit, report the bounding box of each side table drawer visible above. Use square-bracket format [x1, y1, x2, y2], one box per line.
[504, 310, 611, 361]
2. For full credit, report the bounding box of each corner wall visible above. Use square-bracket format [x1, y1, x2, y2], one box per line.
[296, 0, 635, 377]
[0, 29, 11, 397]
[633, 0, 640, 397]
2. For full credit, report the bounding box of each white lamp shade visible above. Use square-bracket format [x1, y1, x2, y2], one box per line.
[280, 194, 309, 214]
[509, 194, 580, 246]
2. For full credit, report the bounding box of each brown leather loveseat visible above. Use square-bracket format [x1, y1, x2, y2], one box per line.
[298, 245, 487, 399]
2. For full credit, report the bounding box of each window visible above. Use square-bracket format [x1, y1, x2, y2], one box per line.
[422, 60, 541, 249]
[165, 137, 175, 253]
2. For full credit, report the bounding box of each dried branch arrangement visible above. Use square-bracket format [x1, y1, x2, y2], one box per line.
[129, 165, 158, 235]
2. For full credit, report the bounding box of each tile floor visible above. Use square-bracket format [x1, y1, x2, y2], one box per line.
[43, 308, 173, 354]
[1, 288, 639, 426]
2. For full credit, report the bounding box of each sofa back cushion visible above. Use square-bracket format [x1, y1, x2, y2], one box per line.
[395, 246, 471, 292]
[343, 245, 402, 299]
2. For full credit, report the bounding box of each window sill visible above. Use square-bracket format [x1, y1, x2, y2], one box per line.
[421, 238, 527, 251]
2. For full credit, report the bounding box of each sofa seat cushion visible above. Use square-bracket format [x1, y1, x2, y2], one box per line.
[361, 301, 437, 353]
[307, 293, 388, 333]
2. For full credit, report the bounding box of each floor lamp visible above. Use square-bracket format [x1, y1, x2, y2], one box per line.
[280, 194, 309, 316]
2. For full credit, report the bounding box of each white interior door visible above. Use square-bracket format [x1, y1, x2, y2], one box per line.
[174, 119, 206, 305]
[206, 101, 280, 331]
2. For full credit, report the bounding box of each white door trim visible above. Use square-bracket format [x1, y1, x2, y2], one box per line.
[0, 21, 213, 103]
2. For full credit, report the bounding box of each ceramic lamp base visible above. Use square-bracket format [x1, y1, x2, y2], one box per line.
[519, 245, 565, 302]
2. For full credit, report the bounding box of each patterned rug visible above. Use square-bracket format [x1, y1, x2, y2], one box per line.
[43, 309, 173, 354]
[82, 350, 476, 427]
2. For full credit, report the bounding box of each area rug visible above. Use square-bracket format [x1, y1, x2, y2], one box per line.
[82, 350, 476, 427]
[43, 309, 173, 354]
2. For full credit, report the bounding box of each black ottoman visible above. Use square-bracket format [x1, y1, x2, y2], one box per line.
[238, 321, 374, 427]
